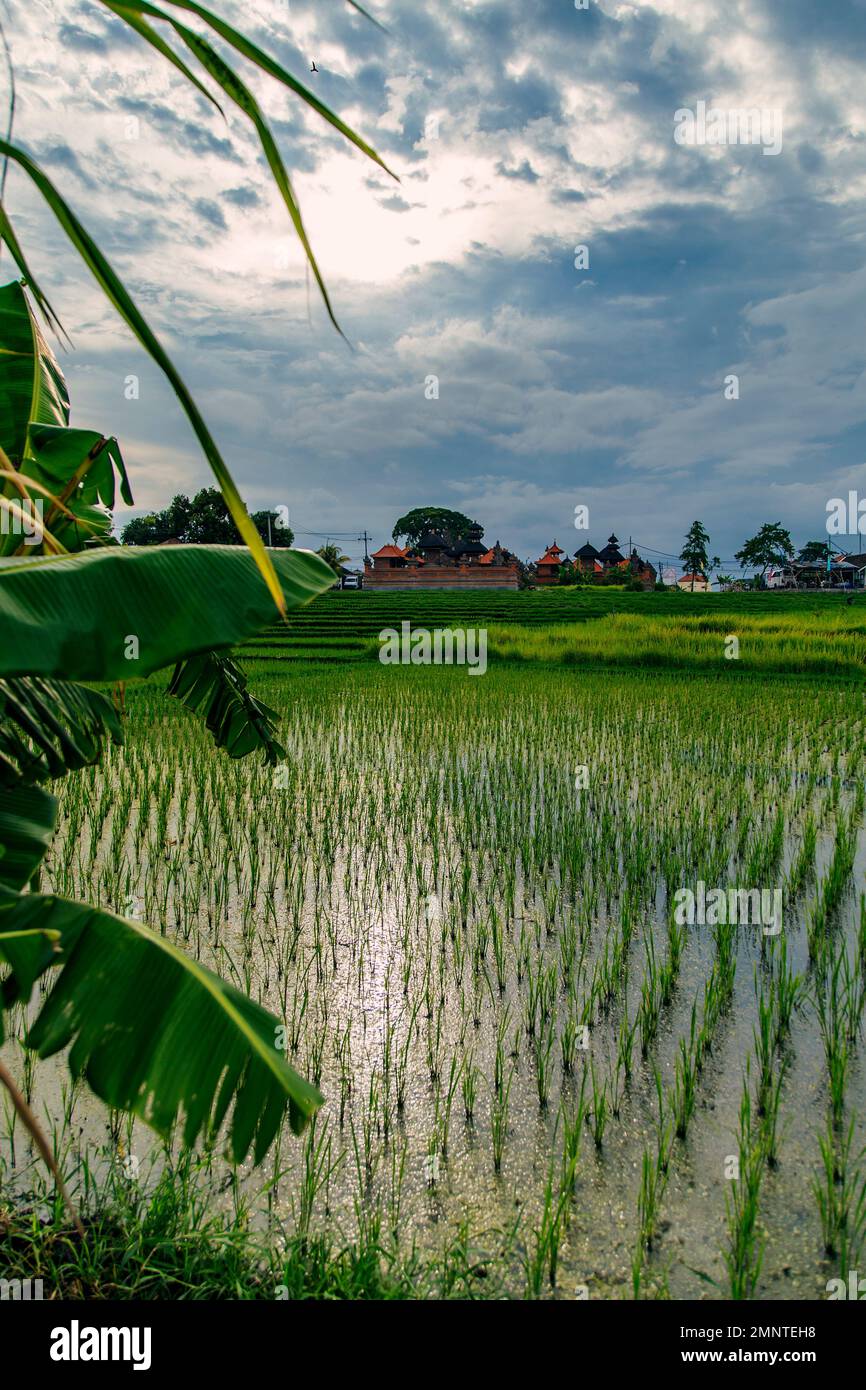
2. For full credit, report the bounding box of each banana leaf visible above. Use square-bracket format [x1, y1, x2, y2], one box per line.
[0, 677, 121, 788]
[0, 783, 57, 890]
[0, 890, 323, 1152]
[0, 279, 69, 464]
[0, 543, 334, 681]
[167, 651, 286, 763]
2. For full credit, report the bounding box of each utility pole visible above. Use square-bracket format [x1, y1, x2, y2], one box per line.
[359, 531, 371, 565]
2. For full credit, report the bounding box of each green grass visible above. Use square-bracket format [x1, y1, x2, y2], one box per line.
[238, 588, 866, 676]
[0, 1156, 508, 1300]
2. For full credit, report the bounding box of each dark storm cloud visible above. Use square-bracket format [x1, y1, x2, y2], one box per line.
[9, 0, 866, 564]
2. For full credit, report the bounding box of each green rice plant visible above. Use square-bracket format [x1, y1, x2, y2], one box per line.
[653, 1068, 675, 1175]
[637, 1144, 669, 1250]
[560, 1010, 580, 1075]
[490, 1066, 514, 1175]
[817, 971, 851, 1131]
[462, 1055, 479, 1123]
[560, 1070, 588, 1194]
[723, 1075, 766, 1300]
[787, 814, 817, 898]
[534, 1023, 555, 1110]
[813, 1113, 866, 1276]
[293, 1117, 341, 1241]
[523, 1166, 570, 1297]
[588, 1058, 608, 1150]
[672, 1008, 699, 1141]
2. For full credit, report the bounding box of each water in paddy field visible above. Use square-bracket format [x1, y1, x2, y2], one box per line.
[2, 665, 865, 1299]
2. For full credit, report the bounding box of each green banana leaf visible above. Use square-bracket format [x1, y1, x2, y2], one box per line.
[0, 890, 323, 1152]
[0, 154, 286, 613]
[0, 543, 334, 681]
[24, 424, 133, 511]
[0, 677, 121, 788]
[0, 279, 70, 464]
[0, 783, 57, 890]
[167, 651, 286, 763]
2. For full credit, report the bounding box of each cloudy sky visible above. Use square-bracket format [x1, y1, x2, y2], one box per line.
[2, 0, 866, 570]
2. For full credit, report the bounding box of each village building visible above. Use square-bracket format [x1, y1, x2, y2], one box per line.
[536, 534, 657, 589]
[364, 523, 519, 590]
[534, 541, 566, 585]
[676, 572, 712, 592]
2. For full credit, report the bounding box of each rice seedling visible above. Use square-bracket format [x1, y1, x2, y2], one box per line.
[813, 1114, 866, 1277]
[637, 1144, 669, 1251]
[723, 1073, 767, 1301]
[3, 655, 862, 1300]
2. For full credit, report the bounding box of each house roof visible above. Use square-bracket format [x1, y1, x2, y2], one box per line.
[371, 544, 407, 559]
[415, 532, 450, 550]
[537, 541, 564, 563]
[678, 572, 708, 583]
[575, 543, 599, 559]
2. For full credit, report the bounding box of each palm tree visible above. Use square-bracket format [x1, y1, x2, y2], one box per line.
[317, 542, 352, 574]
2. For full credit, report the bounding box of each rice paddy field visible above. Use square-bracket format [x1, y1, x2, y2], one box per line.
[2, 594, 865, 1300]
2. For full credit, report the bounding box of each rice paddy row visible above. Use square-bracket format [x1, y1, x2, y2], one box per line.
[2, 663, 865, 1299]
[240, 590, 866, 675]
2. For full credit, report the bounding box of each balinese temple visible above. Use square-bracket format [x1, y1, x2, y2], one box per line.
[597, 533, 625, 566]
[365, 523, 519, 590]
[534, 541, 566, 585]
[535, 534, 657, 589]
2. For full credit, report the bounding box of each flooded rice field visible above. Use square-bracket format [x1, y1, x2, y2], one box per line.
[2, 664, 865, 1299]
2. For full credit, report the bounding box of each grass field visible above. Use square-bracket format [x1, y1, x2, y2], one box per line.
[2, 634, 864, 1299]
[239, 588, 866, 676]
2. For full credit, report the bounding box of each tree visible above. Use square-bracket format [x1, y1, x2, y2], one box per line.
[121, 489, 293, 547]
[392, 507, 480, 548]
[316, 542, 351, 574]
[0, 0, 390, 1203]
[799, 539, 832, 564]
[735, 523, 795, 580]
[679, 520, 711, 591]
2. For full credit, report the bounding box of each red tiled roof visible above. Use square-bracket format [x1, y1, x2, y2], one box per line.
[371, 544, 407, 558]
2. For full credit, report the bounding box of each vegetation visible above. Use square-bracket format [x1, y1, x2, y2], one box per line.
[234, 588, 866, 676]
[391, 508, 480, 548]
[0, 0, 390, 1208]
[679, 519, 715, 586]
[121, 489, 293, 548]
[735, 523, 796, 579]
[3, 657, 863, 1299]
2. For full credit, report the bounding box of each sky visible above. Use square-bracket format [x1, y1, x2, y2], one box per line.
[2, 0, 866, 572]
